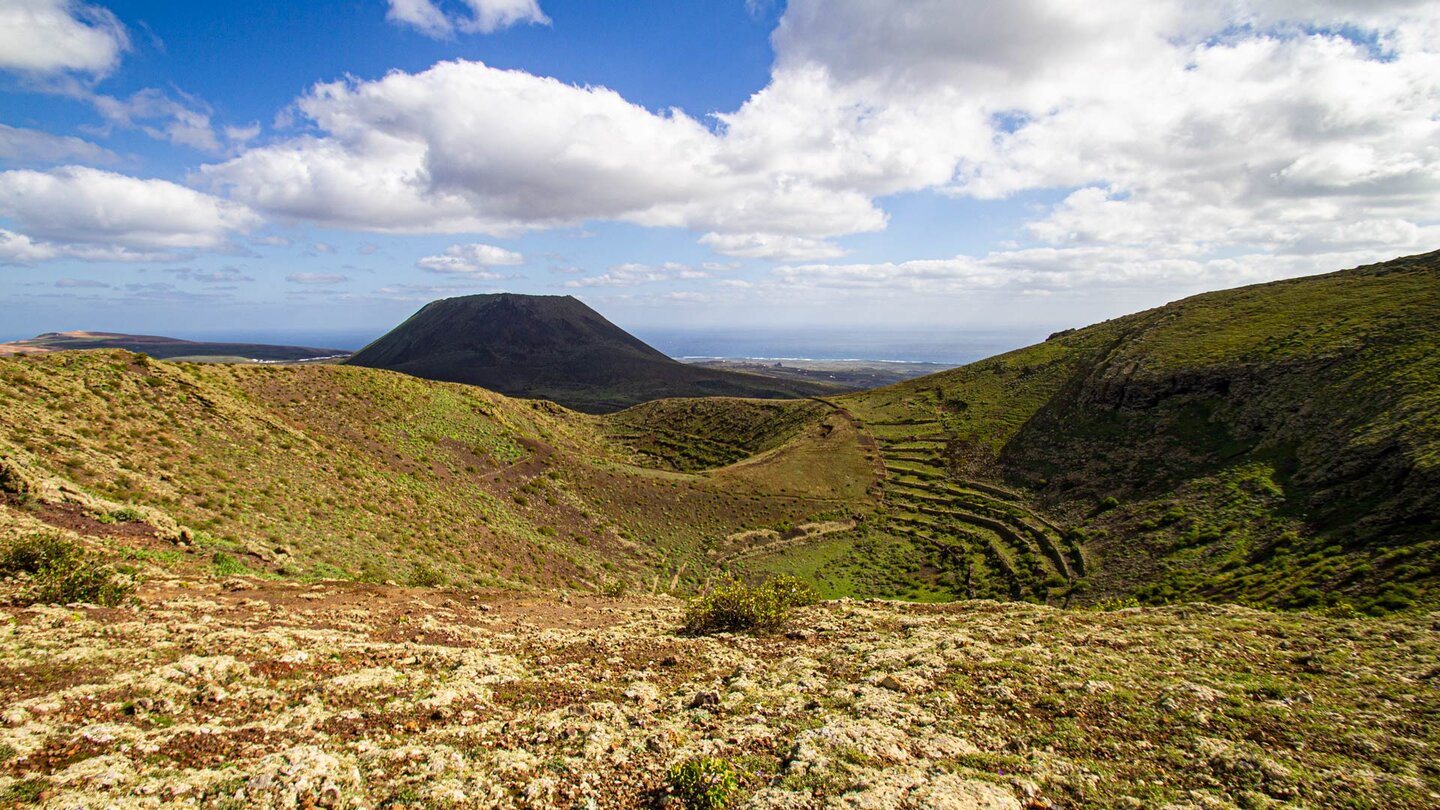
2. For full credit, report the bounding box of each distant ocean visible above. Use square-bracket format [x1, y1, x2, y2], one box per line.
[633, 328, 1045, 365]
[178, 329, 385, 352]
[79, 327, 1046, 366]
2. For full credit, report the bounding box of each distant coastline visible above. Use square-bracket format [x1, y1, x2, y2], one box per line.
[22, 324, 1048, 366]
[32, 326, 1046, 366]
[677, 355, 943, 364]
[639, 327, 1044, 365]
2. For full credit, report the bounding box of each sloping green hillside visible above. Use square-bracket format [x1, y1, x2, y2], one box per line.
[0, 351, 869, 592]
[743, 251, 1440, 613]
[604, 397, 829, 471]
[3, 253, 1435, 614]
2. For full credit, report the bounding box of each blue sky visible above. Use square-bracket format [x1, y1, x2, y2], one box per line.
[2, 0, 1437, 347]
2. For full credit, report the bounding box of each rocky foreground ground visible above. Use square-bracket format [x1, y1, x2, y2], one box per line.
[1, 578, 1437, 809]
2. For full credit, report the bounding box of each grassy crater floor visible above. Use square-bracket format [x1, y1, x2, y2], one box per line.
[1, 577, 1436, 809]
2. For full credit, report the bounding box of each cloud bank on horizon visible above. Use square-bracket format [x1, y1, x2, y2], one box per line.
[0, 0, 1437, 332]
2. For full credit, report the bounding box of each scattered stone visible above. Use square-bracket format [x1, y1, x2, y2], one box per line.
[878, 673, 907, 691]
[0, 575, 1432, 809]
[623, 680, 659, 705]
[243, 746, 360, 810]
[829, 768, 1021, 810]
[688, 690, 721, 709]
[3, 707, 28, 727]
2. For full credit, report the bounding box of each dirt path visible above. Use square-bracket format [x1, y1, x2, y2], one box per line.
[716, 519, 858, 563]
[808, 397, 885, 480]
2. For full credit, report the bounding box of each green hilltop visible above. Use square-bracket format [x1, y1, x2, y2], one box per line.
[736, 250, 1438, 614]
[0, 250, 1436, 615]
[0, 353, 872, 593]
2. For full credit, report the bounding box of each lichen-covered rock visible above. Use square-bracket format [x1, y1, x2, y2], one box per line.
[0, 578, 1434, 810]
[790, 717, 913, 774]
[241, 746, 361, 809]
[829, 768, 1021, 809]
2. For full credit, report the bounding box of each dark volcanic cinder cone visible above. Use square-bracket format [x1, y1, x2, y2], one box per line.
[347, 293, 835, 413]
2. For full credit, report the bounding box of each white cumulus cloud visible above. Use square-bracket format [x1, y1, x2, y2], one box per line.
[0, 166, 260, 261]
[198, 60, 887, 240]
[416, 242, 525, 275]
[562, 262, 710, 289]
[0, 124, 115, 165]
[731, 0, 1440, 292]
[88, 88, 227, 153]
[0, 228, 58, 262]
[197, 0, 1440, 298]
[0, 0, 129, 76]
[386, 0, 549, 38]
[0, 227, 187, 263]
[699, 232, 847, 261]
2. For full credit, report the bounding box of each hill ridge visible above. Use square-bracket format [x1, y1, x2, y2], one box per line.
[800, 249, 1440, 612]
[0, 331, 347, 362]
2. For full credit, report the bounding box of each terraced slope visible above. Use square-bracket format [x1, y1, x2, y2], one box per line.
[603, 397, 829, 472]
[894, 251, 1439, 612]
[739, 403, 1082, 604]
[743, 251, 1440, 613]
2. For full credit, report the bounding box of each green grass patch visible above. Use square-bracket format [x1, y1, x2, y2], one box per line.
[0, 534, 136, 606]
[682, 575, 817, 635]
[665, 756, 741, 809]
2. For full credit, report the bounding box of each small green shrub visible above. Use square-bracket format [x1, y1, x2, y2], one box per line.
[1323, 601, 1362, 619]
[682, 575, 818, 635]
[97, 506, 146, 524]
[0, 777, 50, 803]
[407, 562, 447, 588]
[665, 756, 740, 810]
[760, 574, 818, 609]
[24, 561, 134, 606]
[210, 551, 250, 577]
[1091, 595, 1141, 611]
[598, 579, 628, 597]
[0, 534, 74, 574]
[1370, 584, 1418, 613]
[305, 563, 349, 582]
[0, 534, 135, 607]
[356, 559, 388, 584]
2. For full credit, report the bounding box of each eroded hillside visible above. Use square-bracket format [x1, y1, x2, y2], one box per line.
[0, 352, 875, 593]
